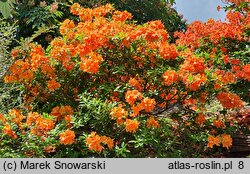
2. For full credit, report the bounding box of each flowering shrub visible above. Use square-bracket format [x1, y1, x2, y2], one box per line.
[1, 1, 249, 157]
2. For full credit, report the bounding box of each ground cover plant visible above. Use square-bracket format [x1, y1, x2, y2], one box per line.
[0, 0, 249, 157]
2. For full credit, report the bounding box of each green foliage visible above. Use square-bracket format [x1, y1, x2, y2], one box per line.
[75, 92, 116, 134]
[0, 18, 16, 77]
[0, 0, 16, 18]
[0, 82, 23, 114]
[0, 18, 21, 114]
[24, 6, 63, 29]
[111, 0, 186, 34]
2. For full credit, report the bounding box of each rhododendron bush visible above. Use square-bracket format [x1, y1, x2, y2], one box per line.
[0, 1, 249, 157]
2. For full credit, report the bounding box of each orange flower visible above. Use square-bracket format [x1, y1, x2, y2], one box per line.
[195, 114, 206, 125]
[100, 136, 114, 150]
[80, 52, 103, 74]
[128, 78, 142, 91]
[180, 56, 206, 74]
[217, 92, 244, 109]
[221, 134, 233, 149]
[125, 119, 139, 133]
[9, 109, 24, 125]
[188, 74, 207, 91]
[50, 106, 61, 118]
[2, 124, 17, 139]
[112, 10, 132, 22]
[146, 117, 160, 128]
[37, 117, 55, 131]
[59, 129, 75, 145]
[175, 11, 247, 49]
[41, 63, 55, 78]
[141, 97, 156, 112]
[163, 70, 178, 86]
[131, 103, 144, 117]
[221, 72, 237, 85]
[64, 115, 71, 123]
[0, 114, 6, 124]
[59, 105, 74, 116]
[125, 90, 142, 106]
[242, 64, 250, 81]
[86, 132, 104, 152]
[26, 112, 40, 126]
[11, 49, 20, 58]
[70, 3, 81, 15]
[32, 117, 55, 136]
[159, 43, 178, 60]
[92, 3, 114, 18]
[48, 79, 61, 91]
[213, 119, 225, 128]
[207, 135, 221, 148]
[110, 105, 128, 124]
[217, 5, 221, 11]
[60, 19, 75, 35]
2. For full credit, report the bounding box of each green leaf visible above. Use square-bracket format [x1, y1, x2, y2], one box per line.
[0, 0, 16, 18]
[188, 74, 193, 83]
[0, 0, 11, 18]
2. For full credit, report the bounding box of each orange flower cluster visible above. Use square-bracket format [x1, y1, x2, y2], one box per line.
[217, 92, 244, 109]
[4, 59, 34, 83]
[125, 90, 142, 106]
[125, 119, 139, 133]
[113, 10, 133, 22]
[80, 52, 103, 74]
[188, 74, 207, 91]
[214, 70, 237, 85]
[207, 135, 221, 148]
[30, 45, 48, 70]
[178, 56, 208, 91]
[162, 70, 178, 86]
[207, 134, 233, 149]
[128, 20, 168, 43]
[141, 97, 156, 112]
[221, 134, 233, 149]
[241, 64, 250, 81]
[195, 114, 206, 125]
[2, 124, 17, 139]
[110, 105, 128, 124]
[47, 79, 61, 91]
[60, 19, 75, 36]
[175, 11, 249, 49]
[131, 103, 144, 117]
[86, 132, 114, 152]
[128, 78, 143, 91]
[59, 129, 75, 145]
[0, 114, 6, 124]
[71, 3, 114, 21]
[26, 112, 40, 126]
[146, 117, 160, 129]
[50, 105, 74, 121]
[9, 109, 24, 125]
[180, 56, 206, 74]
[213, 119, 225, 128]
[159, 43, 178, 60]
[225, 0, 249, 6]
[30, 117, 55, 136]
